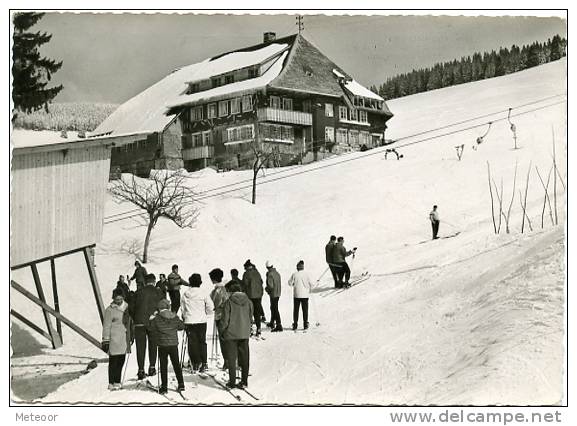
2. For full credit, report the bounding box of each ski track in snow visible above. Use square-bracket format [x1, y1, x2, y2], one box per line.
[11, 59, 566, 405]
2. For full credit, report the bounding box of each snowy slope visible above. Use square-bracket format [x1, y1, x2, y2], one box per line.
[11, 59, 566, 405]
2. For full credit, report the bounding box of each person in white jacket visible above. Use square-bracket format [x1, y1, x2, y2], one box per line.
[288, 260, 313, 331]
[181, 273, 214, 373]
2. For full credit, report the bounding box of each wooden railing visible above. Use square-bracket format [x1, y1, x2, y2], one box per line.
[257, 108, 313, 126]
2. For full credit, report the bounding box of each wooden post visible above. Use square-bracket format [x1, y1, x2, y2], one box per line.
[30, 263, 62, 349]
[50, 258, 62, 342]
[83, 246, 105, 323]
[11, 280, 102, 350]
[10, 309, 52, 343]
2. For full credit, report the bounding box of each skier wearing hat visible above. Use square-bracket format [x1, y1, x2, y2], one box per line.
[102, 288, 133, 391]
[149, 298, 185, 394]
[129, 273, 162, 380]
[265, 261, 283, 332]
[181, 273, 214, 373]
[242, 260, 265, 337]
[288, 260, 313, 330]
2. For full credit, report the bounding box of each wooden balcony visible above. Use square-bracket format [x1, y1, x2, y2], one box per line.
[257, 108, 312, 126]
[182, 146, 214, 161]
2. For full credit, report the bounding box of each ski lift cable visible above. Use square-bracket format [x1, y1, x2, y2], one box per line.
[104, 99, 565, 226]
[104, 93, 565, 221]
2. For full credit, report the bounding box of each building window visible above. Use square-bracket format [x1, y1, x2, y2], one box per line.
[226, 124, 254, 143]
[359, 110, 368, 123]
[242, 95, 253, 112]
[225, 74, 234, 84]
[208, 103, 217, 119]
[336, 128, 348, 144]
[349, 109, 358, 122]
[219, 101, 229, 117]
[182, 135, 192, 149]
[248, 67, 258, 78]
[360, 131, 370, 145]
[282, 98, 293, 111]
[192, 132, 203, 148]
[325, 126, 335, 143]
[192, 106, 203, 121]
[270, 96, 281, 109]
[325, 103, 334, 117]
[203, 131, 212, 146]
[211, 77, 222, 88]
[261, 123, 294, 142]
[230, 98, 241, 114]
[303, 100, 311, 113]
[339, 106, 348, 121]
[187, 83, 200, 94]
[349, 130, 359, 145]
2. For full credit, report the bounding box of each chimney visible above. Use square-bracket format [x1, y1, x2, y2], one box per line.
[263, 32, 276, 43]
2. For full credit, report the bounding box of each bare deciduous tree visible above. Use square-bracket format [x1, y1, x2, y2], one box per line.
[535, 166, 555, 228]
[109, 171, 198, 263]
[250, 143, 278, 205]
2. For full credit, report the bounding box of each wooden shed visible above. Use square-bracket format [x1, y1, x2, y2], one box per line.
[10, 131, 143, 349]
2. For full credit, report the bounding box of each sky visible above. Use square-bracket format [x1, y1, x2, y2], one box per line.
[26, 12, 567, 104]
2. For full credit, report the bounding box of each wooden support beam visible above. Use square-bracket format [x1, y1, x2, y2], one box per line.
[83, 247, 105, 323]
[30, 264, 62, 349]
[50, 259, 63, 342]
[10, 309, 52, 343]
[11, 280, 102, 350]
[10, 245, 90, 271]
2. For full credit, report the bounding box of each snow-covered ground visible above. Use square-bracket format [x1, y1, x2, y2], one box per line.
[10, 59, 567, 405]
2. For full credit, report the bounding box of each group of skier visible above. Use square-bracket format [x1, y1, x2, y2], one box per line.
[101, 257, 316, 395]
[325, 236, 357, 288]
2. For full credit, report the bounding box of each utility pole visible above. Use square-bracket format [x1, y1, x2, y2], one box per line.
[296, 15, 304, 34]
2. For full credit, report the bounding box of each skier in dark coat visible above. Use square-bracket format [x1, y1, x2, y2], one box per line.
[242, 260, 265, 337]
[209, 268, 230, 370]
[332, 237, 356, 288]
[167, 264, 187, 314]
[156, 273, 168, 299]
[325, 235, 340, 288]
[225, 269, 244, 293]
[429, 205, 440, 240]
[115, 275, 132, 303]
[130, 261, 147, 291]
[265, 261, 283, 332]
[129, 273, 162, 380]
[148, 299, 185, 394]
[219, 281, 253, 389]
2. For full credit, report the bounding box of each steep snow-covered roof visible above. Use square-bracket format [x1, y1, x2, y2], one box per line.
[168, 51, 288, 108]
[184, 43, 289, 84]
[95, 42, 290, 136]
[344, 79, 383, 101]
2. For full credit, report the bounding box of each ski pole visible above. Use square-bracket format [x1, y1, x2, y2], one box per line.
[316, 266, 329, 283]
[121, 351, 131, 386]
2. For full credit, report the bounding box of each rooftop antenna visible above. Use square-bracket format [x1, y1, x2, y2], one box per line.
[296, 15, 304, 34]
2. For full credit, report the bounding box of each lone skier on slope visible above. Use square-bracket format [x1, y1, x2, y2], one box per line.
[325, 235, 340, 288]
[429, 205, 440, 240]
[265, 261, 283, 332]
[288, 260, 313, 331]
[332, 237, 356, 288]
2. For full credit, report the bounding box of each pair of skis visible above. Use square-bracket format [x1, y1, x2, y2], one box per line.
[138, 379, 188, 402]
[208, 372, 259, 402]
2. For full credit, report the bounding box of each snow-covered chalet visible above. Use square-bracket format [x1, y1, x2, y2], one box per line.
[95, 32, 394, 176]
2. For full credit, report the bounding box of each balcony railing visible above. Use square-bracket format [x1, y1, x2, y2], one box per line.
[257, 108, 312, 126]
[182, 146, 214, 161]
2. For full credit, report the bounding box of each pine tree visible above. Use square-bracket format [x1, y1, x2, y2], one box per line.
[12, 12, 63, 114]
